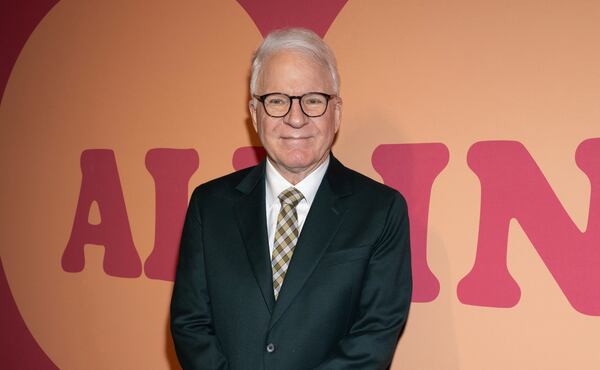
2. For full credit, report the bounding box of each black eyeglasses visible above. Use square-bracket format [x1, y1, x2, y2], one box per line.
[254, 92, 335, 118]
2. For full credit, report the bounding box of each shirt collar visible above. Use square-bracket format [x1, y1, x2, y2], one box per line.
[265, 155, 330, 207]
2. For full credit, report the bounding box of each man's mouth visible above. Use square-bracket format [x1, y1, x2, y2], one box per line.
[281, 136, 311, 140]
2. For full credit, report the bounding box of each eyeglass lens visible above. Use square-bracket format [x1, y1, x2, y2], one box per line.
[263, 93, 329, 117]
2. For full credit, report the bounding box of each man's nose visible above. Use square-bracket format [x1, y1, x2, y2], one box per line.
[283, 99, 308, 128]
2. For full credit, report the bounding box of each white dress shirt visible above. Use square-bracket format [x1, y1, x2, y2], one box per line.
[265, 156, 330, 256]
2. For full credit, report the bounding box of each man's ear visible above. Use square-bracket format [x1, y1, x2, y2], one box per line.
[334, 97, 343, 133]
[249, 99, 258, 132]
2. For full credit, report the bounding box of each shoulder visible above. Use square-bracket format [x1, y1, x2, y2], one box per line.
[330, 158, 407, 208]
[189, 165, 260, 203]
[329, 160, 409, 246]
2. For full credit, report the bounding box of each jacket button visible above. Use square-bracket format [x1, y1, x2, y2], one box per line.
[266, 343, 276, 353]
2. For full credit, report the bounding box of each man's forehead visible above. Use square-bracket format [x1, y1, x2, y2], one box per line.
[258, 50, 334, 92]
[263, 49, 323, 69]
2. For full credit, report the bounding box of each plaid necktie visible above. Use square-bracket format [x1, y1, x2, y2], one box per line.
[272, 187, 304, 300]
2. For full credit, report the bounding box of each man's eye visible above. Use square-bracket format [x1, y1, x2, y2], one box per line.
[303, 94, 326, 105]
[267, 98, 286, 105]
[305, 98, 324, 105]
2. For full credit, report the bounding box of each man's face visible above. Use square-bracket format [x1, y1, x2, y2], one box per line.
[249, 50, 342, 183]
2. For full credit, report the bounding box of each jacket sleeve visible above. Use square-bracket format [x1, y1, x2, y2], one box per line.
[170, 188, 230, 370]
[313, 192, 412, 370]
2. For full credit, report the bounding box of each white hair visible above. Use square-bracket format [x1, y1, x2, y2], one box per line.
[250, 28, 340, 95]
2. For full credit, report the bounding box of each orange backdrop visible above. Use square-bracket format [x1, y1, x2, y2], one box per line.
[1, 1, 599, 369]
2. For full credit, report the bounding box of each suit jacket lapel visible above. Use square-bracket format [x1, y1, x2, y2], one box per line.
[270, 156, 353, 327]
[233, 161, 276, 313]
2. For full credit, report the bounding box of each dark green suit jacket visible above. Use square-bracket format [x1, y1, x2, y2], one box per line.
[170, 156, 412, 370]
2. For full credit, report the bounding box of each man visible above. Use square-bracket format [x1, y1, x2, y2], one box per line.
[171, 28, 412, 370]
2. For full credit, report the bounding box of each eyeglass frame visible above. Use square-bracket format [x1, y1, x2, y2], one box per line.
[253, 92, 337, 118]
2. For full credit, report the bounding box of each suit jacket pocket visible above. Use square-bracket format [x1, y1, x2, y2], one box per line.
[320, 246, 371, 267]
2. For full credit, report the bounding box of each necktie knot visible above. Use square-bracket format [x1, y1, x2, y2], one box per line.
[278, 187, 304, 207]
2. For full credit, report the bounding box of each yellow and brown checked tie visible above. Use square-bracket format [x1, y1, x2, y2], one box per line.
[272, 187, 304, 300]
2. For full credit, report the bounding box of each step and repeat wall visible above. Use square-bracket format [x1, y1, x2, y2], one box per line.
[1, 1, 599, 369]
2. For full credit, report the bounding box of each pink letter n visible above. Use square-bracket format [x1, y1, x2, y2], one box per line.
[458, 139, 600, 315]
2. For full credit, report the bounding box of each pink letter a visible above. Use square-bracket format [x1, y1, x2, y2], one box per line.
[62, 150, 141, 277]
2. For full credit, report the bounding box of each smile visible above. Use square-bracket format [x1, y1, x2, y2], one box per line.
[281, 136, 311, 140]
